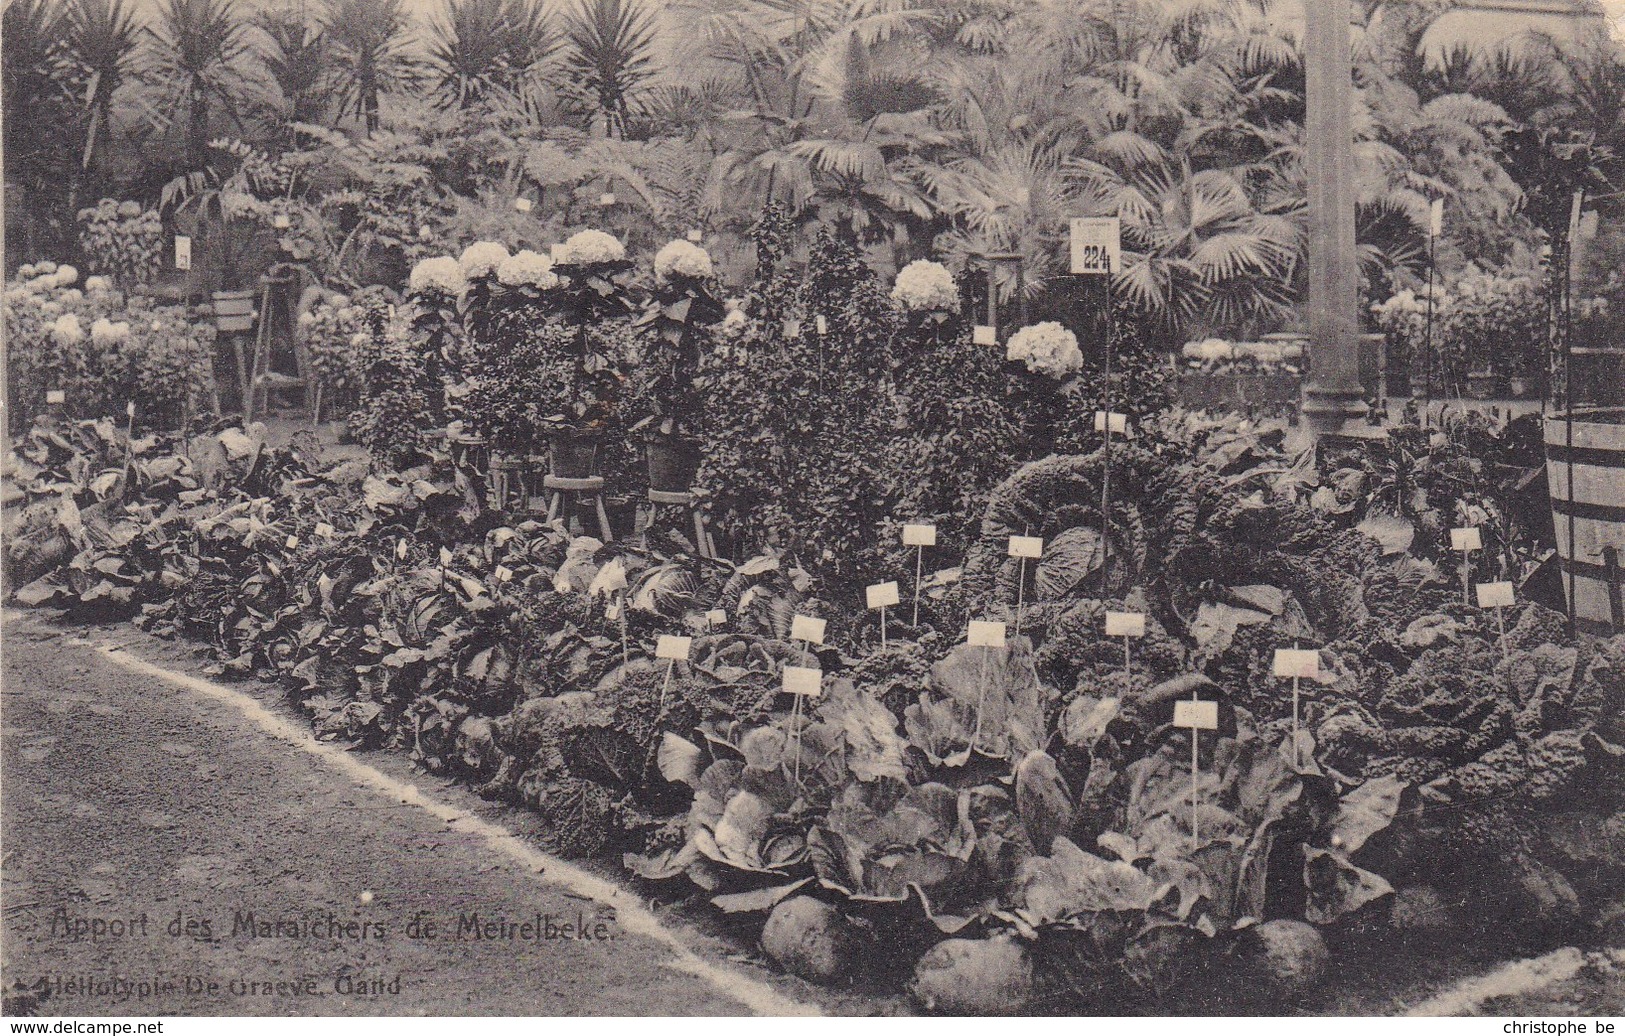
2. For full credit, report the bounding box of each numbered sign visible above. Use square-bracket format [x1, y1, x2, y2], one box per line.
[439, 547, 454, 566]
[1476, 581, 1515, 608]
[790, 614, 826, 645]
[783, 319, 802, 339]
[705, 608, 727, 626]
[1450, 527, 1482, 552]
[973, 325, 998, 346]
[1069, 217, 1121, 275]
[902, 523, 937, 547]
[1008, 535, 1043, 559]
[1172, 700, 1219, 730]
[514, 197, 533, 212]
[687, 229, 704, 242]
[285, 535, 300, 550]
[1094, 411, 1128, 435]
[174, 235, 192, 271]
[866, 581, 900, 609]
[782, 665, 822, 697]
[815, 315, 828, 335]
[1105, 611, 1146, 638]
[314, 522, 336, 539]
[655, 635, 693, 661]
[1272, 648, 1321, 680]
[968, 620, 1007, 648]
[45, 390, 65, 405]
[494, 565, 514, 583]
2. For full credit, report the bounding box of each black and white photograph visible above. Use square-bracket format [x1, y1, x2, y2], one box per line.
[2, 0, 1624, 1023]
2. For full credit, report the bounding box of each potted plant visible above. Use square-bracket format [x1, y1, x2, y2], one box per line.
[632, 238, 725, 493]
[1004, 321, 1085, 459]
[545, 229, 635, 478]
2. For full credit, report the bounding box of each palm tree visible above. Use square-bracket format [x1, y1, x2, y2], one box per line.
[3, 0, 81, 262]
[324, 0, 416, 136]
[258, 1, 333, 129]
[426, 0, 556, 110]
[70, 0, 141, 178]
[561, 0, 659, 137]
[142, 0, 262, 170]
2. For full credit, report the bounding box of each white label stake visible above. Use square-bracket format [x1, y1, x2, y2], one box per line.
[867, 581, 899, 648]
[781, 664, 822, 784]
[1173, 696, 1218, 850]
[1273, 647, 1320, 768]
[1451, 527, 1482, 606]
[1106, 610, 1146, 671]
[1008, 536, 1042, 635]
[903, 523, 936, 626]
[1477, 580, 1515, 660]
[655, 635, 692, 713]
[962, 621, 1007, 765]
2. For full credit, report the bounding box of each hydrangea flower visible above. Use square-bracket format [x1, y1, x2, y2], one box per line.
[408, 256, 466, 297]
[458, 241, 510, 279]
[496, 249, 559, 289]
[91, 317, 131, 345]
[1006, 321, 1083, 379]
[891, 259, 959, 312]
[84, 275, 112, 294]
[117, 201, 142, 218]
[51, 313, 83, 345]
[53, 264, 78, 287]
[653, 239, 713, 281]
[57, 288, 83, 304]
[556, 229, 626, 265]
[17, 264, 36, 280]
[36, 261, 57, 275]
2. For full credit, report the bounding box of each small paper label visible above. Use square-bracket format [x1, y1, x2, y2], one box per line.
[1105, 611, 1146, 638]
[1094, 411, 1128, 434]
[782, 665, 822, 697]
[705, 608, 727, 625]
[314, 522, 335, 538]
[1476, 581, 1515, 608]
[687, 229, 703, 242]
[514, 197, 533, 212]
[1429, 197, 1445, 238]
[1273, 648, 1321, 679]
[285, 535, 299, 550]
[903, 523, 937, 547]
[45, 390, 65, 405]
[1173, 700, 1219, 730]
[439, 547, 454, 566]
[599, 192, 616, 206]
[973, 325, 997, 346]
[549, 244, 565, 263]
[494, 565, 514, 583]
[175, 235, 191, 270]
[967, 620, 1007, 648]
[1450, 527, 1482, 552]
[783, 319, 801, 339]
[655, 635, 692, 660]
[396, 540, 409, 560]
[866, 581, 900, 609]
[790, 614, 826, 645]
[126, 401, 136, 418]
[1008, 535, 1043, 559]
[815, 315, 827, 335]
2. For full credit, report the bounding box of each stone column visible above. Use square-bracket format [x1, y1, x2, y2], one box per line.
[1301, 0, 1371, 436]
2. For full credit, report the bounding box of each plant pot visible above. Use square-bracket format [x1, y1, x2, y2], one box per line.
[548, 432, 602, 480]
[646, 437, 700, 494]
[1466, 371, 1503, 400]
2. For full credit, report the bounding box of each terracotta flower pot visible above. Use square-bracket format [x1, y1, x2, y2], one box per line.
[548, 432, 601, 480]
[646, 437, 700, 494]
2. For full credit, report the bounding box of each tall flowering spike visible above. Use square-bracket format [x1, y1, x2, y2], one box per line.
[1006, 322, 1083, 379]
[496, 249, 558, 289]
[892, 259, 958, 312]
[458, 241, 510, 279]
[409, 256, 466, 297]
[653, 239, 713, 281]
[556, 229, 626, 265]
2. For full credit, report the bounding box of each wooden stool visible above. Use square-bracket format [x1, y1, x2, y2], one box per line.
[546, 475, 613, 541]
[647, 488, 715, 558]
[488, 454, 535, 513]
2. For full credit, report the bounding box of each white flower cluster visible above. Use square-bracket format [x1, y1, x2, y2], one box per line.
[1005, 321, 1082, 378]
[84, 275, 113, 294]
[891, 259, 958, 312]
[91, 317, 132, 345]
[51, 313, 83, 345]
[556, 229, 626, 265]
[720, 309, 748, 335]
[408, 256, 466, 296]
[653, 239, 713, 281]
[496, 249, 559, 290]
[459, 241, 510, 279]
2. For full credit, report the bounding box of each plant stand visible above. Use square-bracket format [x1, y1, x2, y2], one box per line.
[488, 453, 541, 513]
[545, 475, 614, 541]
[645, 488, 716, 559]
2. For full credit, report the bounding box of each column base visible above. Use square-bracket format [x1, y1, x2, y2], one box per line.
[1301, 386, 1377, 439]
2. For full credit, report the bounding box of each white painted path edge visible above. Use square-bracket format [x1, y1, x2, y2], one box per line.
[1407, 947, 1625, 1017]
[82, 637, 818, 1018]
